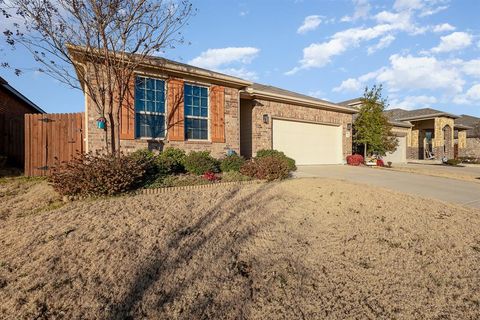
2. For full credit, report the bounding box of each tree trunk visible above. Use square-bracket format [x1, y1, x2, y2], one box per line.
[108, 112, 116, 154]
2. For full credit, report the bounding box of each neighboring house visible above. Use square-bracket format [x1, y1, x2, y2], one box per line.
[340, 98, 473, 162]
[69, 47, 356, 165]
[455, 114, 480, 158]
[0, 76, 45, 167]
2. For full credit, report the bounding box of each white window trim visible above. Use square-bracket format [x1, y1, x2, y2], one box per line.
[184, 82, 210, 141]
[135, 75, 167, 139]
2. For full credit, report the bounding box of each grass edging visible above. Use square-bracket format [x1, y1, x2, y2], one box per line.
[137, 179, 265, 195]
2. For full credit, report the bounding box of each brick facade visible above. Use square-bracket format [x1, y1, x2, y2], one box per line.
[85, 77, 240, 158]
[0, 87, 42, 166]
[248, 99, 353, 161]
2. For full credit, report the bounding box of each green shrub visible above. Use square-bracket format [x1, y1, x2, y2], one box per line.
[156, 147, 186, 175]
[221, 171, 252, 182]
[458, 156, 480, 164]
[256, 149, 296, 171]
[240, 156, 290, 181]
[147, 174, 210, 188]
[129, 149, 159, 184]
[49, 152, 150, 196]
[220, 154, 245, 172]
[445, 159, 461, 166]
[184, 151, 220, 175]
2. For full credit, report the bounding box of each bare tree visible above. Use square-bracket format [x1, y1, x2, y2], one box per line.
[1, 0, 193, 153]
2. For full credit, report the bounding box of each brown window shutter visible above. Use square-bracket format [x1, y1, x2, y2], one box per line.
[210, 85, 225, 143]
[167, 78, 185, 141]
[120, 77, 135, 140]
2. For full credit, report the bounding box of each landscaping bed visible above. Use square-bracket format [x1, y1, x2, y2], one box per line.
[48, 148, 296, 198]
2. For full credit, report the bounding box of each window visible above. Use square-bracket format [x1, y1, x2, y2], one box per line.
[135, 76, 165, 138]
[184, 83, 208, 140]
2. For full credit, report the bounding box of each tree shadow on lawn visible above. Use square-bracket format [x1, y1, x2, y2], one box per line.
[107, 183, 288, 319]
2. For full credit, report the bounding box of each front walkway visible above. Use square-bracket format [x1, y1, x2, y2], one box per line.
[295, 165, 480, 208]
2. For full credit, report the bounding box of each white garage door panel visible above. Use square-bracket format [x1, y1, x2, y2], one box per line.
[383, 136, 406, 163]
[272, 119, 342, 165]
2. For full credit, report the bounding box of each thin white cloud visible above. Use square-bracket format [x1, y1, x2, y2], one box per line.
[462, 59, 480, 78]
[220, 68, 257, 80]
[341, 0, 371, 22]
[307, 90, 325, 99]
[333, 78, 363, 92]
[335, 54, 465, 96]
[189, 47, 260, 69]
[390, 95, 437, 109]
[377, 54, 464, 93]
[286, 23, 399, 74]
[367, 35, 396, 54]
[431, 32, 473, 53]
[419, 5, 448, 17]
[432, 23, 455, 33]
[286, 0, 435, 74]
[393, 0, 423, 11]
[333, 71, 378, 93]
[188, 47, 260, 80]
[453, 84, 480, 105]
[297, 15, 322, 34]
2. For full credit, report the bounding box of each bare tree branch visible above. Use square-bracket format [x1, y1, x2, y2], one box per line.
[0, 0, 194, 153]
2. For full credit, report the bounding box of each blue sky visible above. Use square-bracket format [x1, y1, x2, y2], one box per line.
[1, 0, 480, 116]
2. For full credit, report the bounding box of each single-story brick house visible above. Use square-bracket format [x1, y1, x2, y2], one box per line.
[340, 98, 475, 162]
[0, 76, 45, 167]
[69, 48, 356, 165]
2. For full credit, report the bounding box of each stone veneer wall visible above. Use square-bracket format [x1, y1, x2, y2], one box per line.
[405, 117, 457, 160]
[433, 117, 454, 159]
[250, 99, 353, 161]
[86, 82, 240, 158]
[464, 137, 480, 158]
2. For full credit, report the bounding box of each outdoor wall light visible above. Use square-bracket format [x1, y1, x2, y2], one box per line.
[347, 123, 352, 131]
[263, 114, 269, 124]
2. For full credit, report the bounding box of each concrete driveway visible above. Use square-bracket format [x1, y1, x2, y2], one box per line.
[295, 165, 480, 208]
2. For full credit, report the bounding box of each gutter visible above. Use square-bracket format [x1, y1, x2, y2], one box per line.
[389, 120, 412, 128]
[396, 112, 459, 121]
[241, 88, 358, 114]
[454, 124, 473, 130]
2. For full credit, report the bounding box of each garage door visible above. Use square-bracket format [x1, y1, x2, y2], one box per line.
[383, 136, 406, 163]
[272, 119, 343, 165]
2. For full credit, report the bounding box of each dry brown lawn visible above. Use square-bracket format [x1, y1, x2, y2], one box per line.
[1, 177, 480, 319]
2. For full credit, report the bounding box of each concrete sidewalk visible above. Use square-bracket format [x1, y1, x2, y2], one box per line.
[295, 165, 480, 208]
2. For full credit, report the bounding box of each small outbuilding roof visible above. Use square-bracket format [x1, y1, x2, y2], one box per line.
[0, 76, 45, 113]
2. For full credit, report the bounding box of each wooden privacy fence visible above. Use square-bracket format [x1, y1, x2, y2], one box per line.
[25, 113, 84, 176]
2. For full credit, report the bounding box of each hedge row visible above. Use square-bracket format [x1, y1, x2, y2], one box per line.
[48, 148, 296, 196]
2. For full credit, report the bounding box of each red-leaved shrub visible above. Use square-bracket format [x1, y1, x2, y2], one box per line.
[346, 154, 364, 166]
[48, 152, 151, 196]
[376, 159, 385, 167]
[240, 156, 290, 181]
[203, 171, 219, 182]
